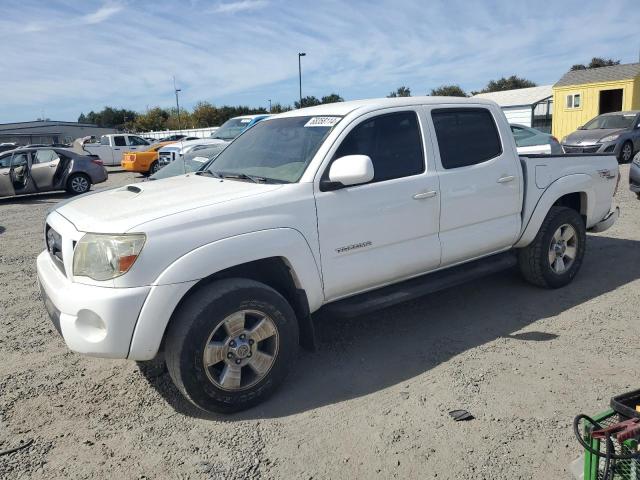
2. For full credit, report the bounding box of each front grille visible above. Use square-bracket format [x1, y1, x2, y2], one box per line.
[45, 224, 65, 276]
[564, 145, 600, 154]
[159, 151, 174, 165]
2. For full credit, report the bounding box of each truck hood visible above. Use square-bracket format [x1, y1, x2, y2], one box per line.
[564, 128, 624, 145]
[54, 175, 282, 233]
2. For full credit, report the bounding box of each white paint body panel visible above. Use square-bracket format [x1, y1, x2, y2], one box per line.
[36, 96, 619, 360]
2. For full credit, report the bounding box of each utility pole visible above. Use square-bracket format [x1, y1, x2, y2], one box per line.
[298, 52, 306, 107]
[173, 76, 182, 132]
[268, 99, 272, 112]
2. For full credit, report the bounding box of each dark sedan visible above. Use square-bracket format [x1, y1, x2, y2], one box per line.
[631, 151, 640, 199]
[0, 147, 107, 198]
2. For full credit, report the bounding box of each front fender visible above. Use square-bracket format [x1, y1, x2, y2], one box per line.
[127, 228, 324, 360]
[514, 174, 594, 248]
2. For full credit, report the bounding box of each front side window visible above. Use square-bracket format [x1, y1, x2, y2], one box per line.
[432, 108, 502, 169]
[333, 111, 424, 183]
[113, 136, 127, 147]
[128, 136, 148, 146]
[0, 154, 10, 168]
[34, 149, 59, 164]
[10, 152, 29, 168]
[206, 116, 339, 183]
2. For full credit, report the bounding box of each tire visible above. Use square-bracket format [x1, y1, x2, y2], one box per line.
[66, 173, 91, 194]
[149, 161, 160, 175]
[165, 278, 299, 414]
[517, 206, 586, 289]
[619, 141, 633, 163]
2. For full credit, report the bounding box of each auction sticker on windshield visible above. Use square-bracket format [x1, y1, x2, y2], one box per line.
[304, 116, 341, 127]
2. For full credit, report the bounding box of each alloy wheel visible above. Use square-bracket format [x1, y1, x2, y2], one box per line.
[203, 309, 279, 391]
[548, 223, 577, 274]
[71, 176, 89, 193]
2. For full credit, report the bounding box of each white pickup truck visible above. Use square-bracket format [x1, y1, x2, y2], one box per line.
[79, 134, 151, 166]
[37, 97, 619, 413]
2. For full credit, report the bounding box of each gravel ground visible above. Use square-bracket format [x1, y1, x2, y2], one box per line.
[1, 166, 639, 479]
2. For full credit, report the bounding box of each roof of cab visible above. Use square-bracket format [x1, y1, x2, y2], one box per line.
[275, 96, 498, 118]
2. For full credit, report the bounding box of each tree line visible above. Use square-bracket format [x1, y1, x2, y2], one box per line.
[77, 57, 619, 130]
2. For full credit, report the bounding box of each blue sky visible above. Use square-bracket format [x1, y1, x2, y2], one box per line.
[0, 0, 639, 123]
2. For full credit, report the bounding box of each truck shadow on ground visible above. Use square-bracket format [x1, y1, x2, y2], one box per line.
[138, 234, 640, 421]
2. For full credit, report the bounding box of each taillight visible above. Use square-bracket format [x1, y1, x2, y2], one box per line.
[92, 159, 103, 166]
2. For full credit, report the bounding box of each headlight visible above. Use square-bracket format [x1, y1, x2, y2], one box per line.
[73, 233, 146, 281]
[633, 154, 640, 166]
[561, 136, 568, 144]
[599, 134, 620, 143]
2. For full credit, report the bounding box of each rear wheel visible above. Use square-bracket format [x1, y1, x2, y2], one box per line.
[66, 173, 91, 194]
[165, 278, 299, 413]
[619, 141, 633, 163]
[518, 206, 586, 289]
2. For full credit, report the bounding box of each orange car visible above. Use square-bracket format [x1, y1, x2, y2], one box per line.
[121, 141, 175, 174]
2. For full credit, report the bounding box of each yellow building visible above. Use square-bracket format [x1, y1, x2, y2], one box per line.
[552, 63, 640, 140]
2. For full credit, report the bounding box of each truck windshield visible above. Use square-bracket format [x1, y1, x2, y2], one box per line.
[211, 118, 253, 141]
[205, 116, 341, 183]
[583, 114, 636, 130]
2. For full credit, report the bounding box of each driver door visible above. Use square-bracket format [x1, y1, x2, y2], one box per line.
[0, 153, 15, 197]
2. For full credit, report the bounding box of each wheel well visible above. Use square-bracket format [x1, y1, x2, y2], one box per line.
[553, 192, 587, 224]
[158, 257, 314, 356]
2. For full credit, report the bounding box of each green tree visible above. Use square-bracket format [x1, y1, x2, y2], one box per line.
[429, 84, 467, 97]
[387, 86, 411, 97]
[321, 93, 344, 104]
[269, 102, 292, 113]
[191, 101, 220, 127]
[294, 96, 322, 109]
[134, 107, 169, 132]
[78, 113, 87, 123]
[478, 76, 536, 93]
[570, 57, 620, 71]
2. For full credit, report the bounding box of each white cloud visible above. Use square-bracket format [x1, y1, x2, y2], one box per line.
[81, 4, 123, 25]
[0, 0, 639, 122]
[209, 0, 268, 14]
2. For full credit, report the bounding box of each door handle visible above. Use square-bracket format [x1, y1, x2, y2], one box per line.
[413, 190, 438, 200]
[497, 175, 515, 184]
[49, 163, 58, 167]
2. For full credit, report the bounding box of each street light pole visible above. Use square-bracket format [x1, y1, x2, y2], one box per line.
[268, 99, 272, 112]
[298, 52, 306, 107]
[173, 76, 182, 132]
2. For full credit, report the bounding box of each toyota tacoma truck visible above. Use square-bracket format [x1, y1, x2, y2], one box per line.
[37, 97, 620, 413]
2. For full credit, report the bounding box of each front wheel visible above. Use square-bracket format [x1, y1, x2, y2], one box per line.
[518, 206, 586, 289]
[66, 173, 91, 194]
[619, 141, 633, 163]
[165, 278, 299, 413]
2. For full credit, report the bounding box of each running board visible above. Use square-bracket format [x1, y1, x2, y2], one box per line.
[322, 251, 517, 318]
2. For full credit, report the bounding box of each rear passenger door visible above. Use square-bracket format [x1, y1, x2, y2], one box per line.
[427, 106, 521, 265]
[315, 109, 441, 301]
[30, 149, 60, 190]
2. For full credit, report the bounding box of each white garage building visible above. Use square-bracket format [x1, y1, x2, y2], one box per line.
[473, 85, 553, 132]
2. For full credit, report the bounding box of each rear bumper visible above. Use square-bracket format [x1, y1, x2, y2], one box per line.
[589, 206, 619, 233]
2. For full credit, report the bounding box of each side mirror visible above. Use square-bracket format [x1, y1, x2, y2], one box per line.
[322, 155, 374, 191]
[577, 125, 585, 130]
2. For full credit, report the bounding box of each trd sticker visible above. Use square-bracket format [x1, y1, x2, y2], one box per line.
[304, 116, 341, 127]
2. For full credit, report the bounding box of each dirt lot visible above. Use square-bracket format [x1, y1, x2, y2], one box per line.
[0, 166, 639, 479]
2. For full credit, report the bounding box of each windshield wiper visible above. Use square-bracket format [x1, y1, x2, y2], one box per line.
[218, 172, 266, 183]
[195, 170, 223, 179]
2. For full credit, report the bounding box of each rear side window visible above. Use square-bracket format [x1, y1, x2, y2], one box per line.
[113, 136, 127, 147]
[334, 111, 424, 182]
[432, 108, 502, 169]
[33, 149, 60, 164]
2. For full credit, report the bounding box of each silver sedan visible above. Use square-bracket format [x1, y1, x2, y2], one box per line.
[0, 147, 107, 198]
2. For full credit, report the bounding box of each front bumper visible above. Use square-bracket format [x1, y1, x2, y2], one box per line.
[630, 162, 640, 193]
[589, 206, 620, 233]
[37, 250, 151, 358]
